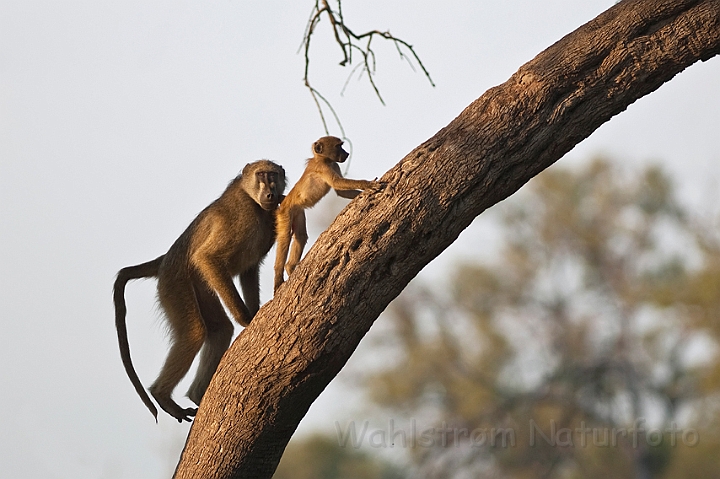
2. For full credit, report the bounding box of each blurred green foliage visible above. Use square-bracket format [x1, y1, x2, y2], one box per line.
[364, 160, 720, 478]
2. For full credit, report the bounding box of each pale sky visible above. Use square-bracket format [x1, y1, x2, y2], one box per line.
[1, 1, 718, 477]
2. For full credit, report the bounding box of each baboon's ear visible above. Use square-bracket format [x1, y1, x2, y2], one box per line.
[313, 141, 323, 155]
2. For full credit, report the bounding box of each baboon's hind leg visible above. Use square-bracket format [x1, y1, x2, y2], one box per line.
[285, 210, 308, 276]
[186, 283, 233, 406]
[150, 280, 206, 422]
[274, 207, 293, 291]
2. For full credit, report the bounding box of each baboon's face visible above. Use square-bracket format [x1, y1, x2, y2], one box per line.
[331, 140, 349, 163]
[254, 170, 285, 211]
[314, 136, 349, 163]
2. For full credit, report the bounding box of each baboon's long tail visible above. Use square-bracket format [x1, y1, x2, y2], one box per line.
[114, 256, 164, 421]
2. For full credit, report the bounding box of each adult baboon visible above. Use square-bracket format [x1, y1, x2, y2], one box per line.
[115, 160, 285, 422]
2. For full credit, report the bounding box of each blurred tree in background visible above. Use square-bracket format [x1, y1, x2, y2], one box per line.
[356, 160, 720, 479]
[274, 434, 402, 479]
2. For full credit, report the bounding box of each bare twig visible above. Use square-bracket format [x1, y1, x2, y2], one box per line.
[301, 0, 434, 134]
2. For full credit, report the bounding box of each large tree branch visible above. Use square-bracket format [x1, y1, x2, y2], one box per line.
[174, 1, 720, 477]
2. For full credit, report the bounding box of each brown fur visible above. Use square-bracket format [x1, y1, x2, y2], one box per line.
[114, 160, 286, 422]
[273, 136, 379, 291]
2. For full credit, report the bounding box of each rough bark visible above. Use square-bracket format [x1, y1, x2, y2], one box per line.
[174, 1, 720, 477]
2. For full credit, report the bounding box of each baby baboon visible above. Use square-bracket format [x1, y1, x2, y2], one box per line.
[273, 136, 379, 292]
[114, 160, 286, 422]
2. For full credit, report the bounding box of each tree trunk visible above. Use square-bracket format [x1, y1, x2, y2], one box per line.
[174, 1, 720, 477]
